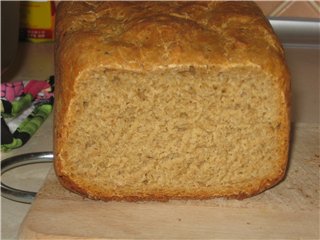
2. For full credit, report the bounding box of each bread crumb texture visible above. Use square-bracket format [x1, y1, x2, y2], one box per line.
[54, 2, 290, 200]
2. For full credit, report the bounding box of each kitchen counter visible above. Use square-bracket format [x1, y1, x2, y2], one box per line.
[1, 42, 54, 240]
[1, 40, 319, 239]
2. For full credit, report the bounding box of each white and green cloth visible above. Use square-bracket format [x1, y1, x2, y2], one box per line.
[1, 76, 54, 151]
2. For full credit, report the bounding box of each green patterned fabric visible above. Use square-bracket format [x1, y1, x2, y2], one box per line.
[1, 76, 54, 151]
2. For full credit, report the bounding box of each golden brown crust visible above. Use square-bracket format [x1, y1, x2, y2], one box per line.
[54, 1, 290, 201]
[56, 168, 287, 202]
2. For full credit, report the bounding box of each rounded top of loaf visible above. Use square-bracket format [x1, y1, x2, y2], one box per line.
[55, 1, 287, 76]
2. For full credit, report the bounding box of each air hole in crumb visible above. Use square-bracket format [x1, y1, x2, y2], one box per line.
[85, 142, 93, 149]
[112, 76, 121, 84]
[83, 101, 89, 108]
[180, 112, 188, 118]
[142, 179, 148, 184]
[137, 88, 146, 101]
[189, 66, 196, 75]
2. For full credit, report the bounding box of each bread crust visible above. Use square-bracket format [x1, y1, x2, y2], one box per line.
[56, 170, 287, 202]
[54, 1, 290, 201]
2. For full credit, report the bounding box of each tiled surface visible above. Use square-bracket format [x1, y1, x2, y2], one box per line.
[256, 1, 320, 19]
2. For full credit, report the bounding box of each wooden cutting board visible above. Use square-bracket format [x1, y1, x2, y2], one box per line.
[18, 124, 319, 239]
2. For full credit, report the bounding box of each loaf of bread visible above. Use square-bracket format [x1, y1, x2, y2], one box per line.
[54, 1, 290, 201]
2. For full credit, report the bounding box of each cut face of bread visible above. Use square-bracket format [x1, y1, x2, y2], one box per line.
[55, 65, 289, 200]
